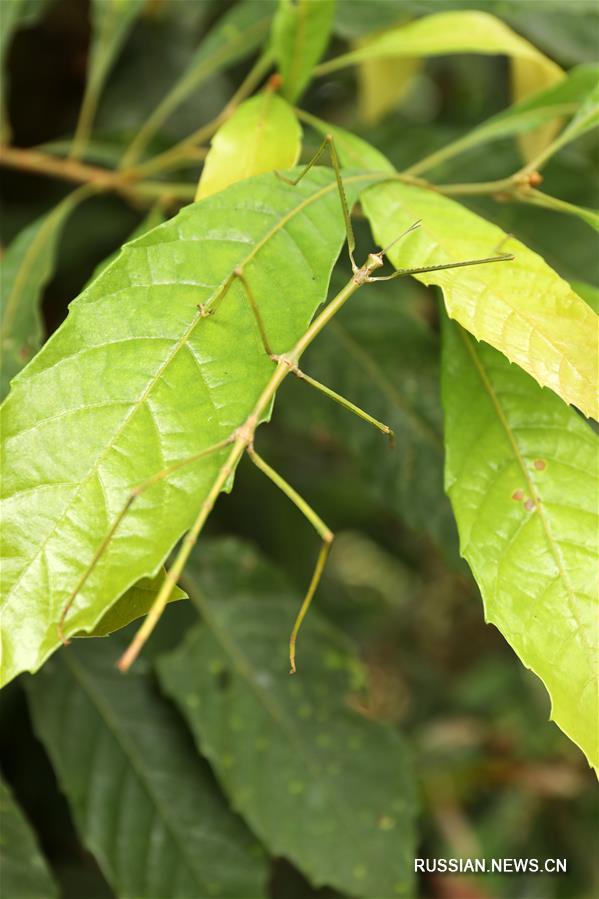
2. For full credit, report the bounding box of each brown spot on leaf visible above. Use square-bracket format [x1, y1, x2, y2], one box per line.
[534, 459, 546, 471]
[512, 489, 524, 501]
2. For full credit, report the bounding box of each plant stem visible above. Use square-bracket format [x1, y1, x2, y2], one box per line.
[123, 50, 273, 180]
[0, 145, 196, 202]
[431, 176, 517, 196]
[69, 76, 102, 161]
[120, 48, 273, 171]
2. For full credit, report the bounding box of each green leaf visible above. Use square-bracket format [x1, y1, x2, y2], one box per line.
[362, 182, 598, 420]
[356, 56, 421, 125]
[0, 186, 90, 400]
[442, 318, 599, 769]
[409, 63, 599, 173]
[320, 8, 564, 162]
[82, 570, 186, 638]
[196, 92, 301, 200]
[0, 168, 382, 687]
[0, 777, 58, 899]
[87, 205, 165, 285]
[24, 640, 267, 898]
[71, 0, 146, 155]
[158, 539, 417, 899]
[80, 206, 191, 640]
[304, 117, 599, 420]
[545, 78, 599, 152]
[524, 189, 599, 233]
[316, 10, 563, 91]
[333, 0, 406, 40]
[121, 0, 274, 166]
[272, 0, 336, 103]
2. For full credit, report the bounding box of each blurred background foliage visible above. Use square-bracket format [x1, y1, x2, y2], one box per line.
[1, 1, 598, 898]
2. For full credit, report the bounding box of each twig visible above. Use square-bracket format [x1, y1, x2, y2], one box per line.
[0, 145, 196, 202]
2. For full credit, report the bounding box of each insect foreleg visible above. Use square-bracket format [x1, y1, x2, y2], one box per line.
[246, 443, 333, 674]
[117, 436, 247, 672]
[368, 252, 514, 282]
[58, 434, 235, 644]
[275, 135, 358, 273]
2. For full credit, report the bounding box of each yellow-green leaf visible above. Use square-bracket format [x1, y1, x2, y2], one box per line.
[442, 318, 599, 770]
[357, 56, 421, 125]
[362, 182, 598, 419]
[317, 10, 563, 83]
[303, 116, 598, 419]
[318, 8, 564, 155]
[272, 0, 336, 103]
[196, 92, 301, 200]
[511, 55, 563, 161]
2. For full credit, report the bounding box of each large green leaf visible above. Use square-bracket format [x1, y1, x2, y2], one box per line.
[0, 777, 58, 899]
[0, 186, 90, 400]
[0, 168, 382, 687]
[81, 206, 191, 637]
[442, 318, 598, 769]
[158, 539, 417, 899]
[24, 640, 267, 898]
[303, 116, 599, 419]
[272, 0, 336, 103]
[196, 92, 301, 199]
[121, 0, 274, 167]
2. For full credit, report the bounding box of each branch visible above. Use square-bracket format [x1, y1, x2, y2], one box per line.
[0, 146, 196, 203]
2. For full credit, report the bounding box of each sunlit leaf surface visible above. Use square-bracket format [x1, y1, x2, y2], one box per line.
[442, 318, 598, 769]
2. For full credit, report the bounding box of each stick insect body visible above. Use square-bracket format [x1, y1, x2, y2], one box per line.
[58, 136, 513, 674]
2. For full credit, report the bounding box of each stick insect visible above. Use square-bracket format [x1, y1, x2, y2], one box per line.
[58, 136, 513, 675]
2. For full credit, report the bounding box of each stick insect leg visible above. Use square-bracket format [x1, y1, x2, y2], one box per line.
[246, 443, 334, 674]
[276, 135, 358, 272]
[117, 436, 245, 672]
[58, 434, 235, 643]
[200, 267, 274, 357]
[277, 358, 394, 445]
[368, 252, 514, 282]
